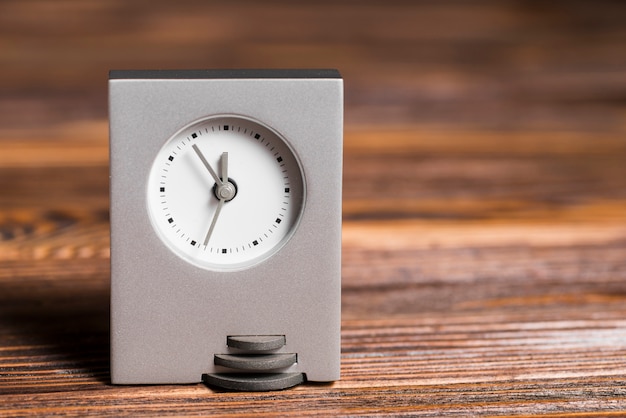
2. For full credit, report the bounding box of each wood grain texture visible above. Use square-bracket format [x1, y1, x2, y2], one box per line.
[1, 0, 626, 416]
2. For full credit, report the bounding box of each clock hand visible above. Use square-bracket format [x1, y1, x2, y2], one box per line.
[214, 152, 237, 201]
[192, 144, 223, 185]
[203, 198, 224, 246]
[221, 152, 228, 183]
[203, 153, 231, 246]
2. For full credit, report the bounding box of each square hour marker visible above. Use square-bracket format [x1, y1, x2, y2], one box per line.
[254, 133, 260, 139]
[160, 187, 165, 192]
[168, 218, 174, 223]
[284, 188, 290, 193]
[276, 218, 282, 224]
[191, 133, 197, 138]
[224, 125, 229, 130]
[253, 240, 258, 246]
[277, 157, 283, 162]
[222, 249, 227, 254]
[168, 156, 174, 161]
[191, 240, 196, 246]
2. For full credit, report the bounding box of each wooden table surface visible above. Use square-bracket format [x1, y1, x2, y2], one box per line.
[2, 1, 626, 416]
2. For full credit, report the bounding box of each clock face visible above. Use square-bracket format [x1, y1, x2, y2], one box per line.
[146, 115, 305, 271]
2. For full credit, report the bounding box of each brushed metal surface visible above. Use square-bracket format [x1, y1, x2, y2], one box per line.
[109, 70, 342, 384]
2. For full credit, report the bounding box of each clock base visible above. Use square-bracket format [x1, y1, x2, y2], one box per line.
[203, 372, 305, 392]
[203, 334, 305, 391]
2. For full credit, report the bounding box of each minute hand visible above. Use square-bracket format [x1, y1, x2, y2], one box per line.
[192, 144, 223, 185]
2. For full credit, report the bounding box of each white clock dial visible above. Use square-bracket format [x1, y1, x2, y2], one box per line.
[147, 115, 305, 271]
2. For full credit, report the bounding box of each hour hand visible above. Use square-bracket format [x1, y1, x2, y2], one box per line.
[192, 144, 222, 185]
[221, 152, 228, 183]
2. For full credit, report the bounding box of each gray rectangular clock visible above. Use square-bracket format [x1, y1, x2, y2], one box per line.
[109, 69, 343, 391]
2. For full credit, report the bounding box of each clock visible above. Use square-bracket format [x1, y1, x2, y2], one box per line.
[145, 115, 305, 271]
[109, 69, 343, 391]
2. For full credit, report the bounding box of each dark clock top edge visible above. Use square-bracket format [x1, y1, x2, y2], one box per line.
[109, 69, 341, 80]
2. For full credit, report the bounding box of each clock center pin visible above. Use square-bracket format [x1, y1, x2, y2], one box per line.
[214, 179, 237, 202]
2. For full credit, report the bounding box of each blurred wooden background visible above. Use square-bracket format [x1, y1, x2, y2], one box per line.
[1, 0, 626, 416]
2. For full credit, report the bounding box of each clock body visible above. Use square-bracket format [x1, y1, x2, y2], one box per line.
[109, 70, 342, 384]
